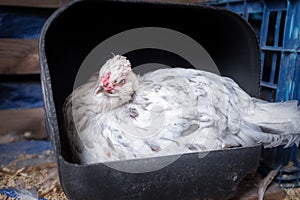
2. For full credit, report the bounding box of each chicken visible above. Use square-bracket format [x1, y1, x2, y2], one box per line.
[63, 55, 300, 164]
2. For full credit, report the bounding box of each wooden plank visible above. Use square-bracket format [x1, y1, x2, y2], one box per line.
[0, 107, 47, 144]
[0, 38, 40, 74]
[0, 0, 69, 8]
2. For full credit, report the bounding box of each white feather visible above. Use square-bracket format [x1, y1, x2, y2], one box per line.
[63, 55, 300, 164]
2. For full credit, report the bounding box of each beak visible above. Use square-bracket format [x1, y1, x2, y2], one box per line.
[95, 84, 104, 95]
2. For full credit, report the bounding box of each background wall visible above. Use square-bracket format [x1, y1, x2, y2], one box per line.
[0, 0, 69, 143]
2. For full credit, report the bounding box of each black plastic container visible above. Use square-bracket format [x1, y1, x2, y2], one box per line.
[39, 1, 262, 199]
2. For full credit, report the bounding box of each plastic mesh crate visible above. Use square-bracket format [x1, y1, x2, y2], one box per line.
[209, 0, 300, 102]
[208, 0, 300, 188]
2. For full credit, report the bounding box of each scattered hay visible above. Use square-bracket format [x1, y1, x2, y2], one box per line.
[284, 188, 300, 200]
[0, 151, 67, 200]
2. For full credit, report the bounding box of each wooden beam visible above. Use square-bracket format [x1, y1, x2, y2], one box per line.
[0, 38, 40, 74]
[0, 0, 69, 8]
[0, 107, 47, 143]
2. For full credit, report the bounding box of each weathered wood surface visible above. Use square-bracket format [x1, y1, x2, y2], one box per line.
[0, 39, 40, 74]
[0, 107, 47, 143]
[0, 0, 69, 8]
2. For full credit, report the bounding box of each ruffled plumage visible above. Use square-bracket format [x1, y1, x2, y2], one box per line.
[63, 58, 300, 164]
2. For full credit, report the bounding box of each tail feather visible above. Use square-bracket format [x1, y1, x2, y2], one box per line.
[222, 100, 300, 148]
[222, 123, 300, 149]
[246, 100, 300, 147]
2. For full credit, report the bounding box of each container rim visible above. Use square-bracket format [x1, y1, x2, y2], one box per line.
[39, 0, 261, 167]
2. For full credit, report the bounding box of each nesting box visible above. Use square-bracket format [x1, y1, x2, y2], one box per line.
[40, 0, 262, 199]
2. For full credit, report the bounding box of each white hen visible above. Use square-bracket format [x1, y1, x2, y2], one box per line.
[63, 55, 300, 164]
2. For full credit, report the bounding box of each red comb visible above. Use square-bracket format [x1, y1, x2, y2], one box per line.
[101, 72, 111, 86]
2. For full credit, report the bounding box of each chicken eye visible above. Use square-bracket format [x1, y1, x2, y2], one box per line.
[118, 79, 126, 85]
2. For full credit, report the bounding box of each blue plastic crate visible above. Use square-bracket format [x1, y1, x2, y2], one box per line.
[209, 0, 300, 102]
[208, 0, 300, 188]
